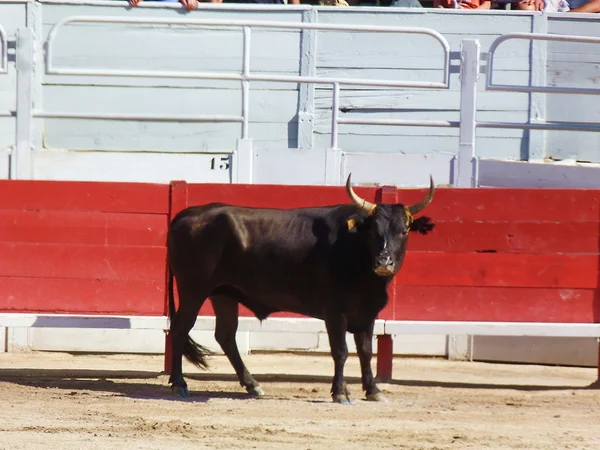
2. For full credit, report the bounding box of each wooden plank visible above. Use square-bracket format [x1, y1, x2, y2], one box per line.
[186, 185, 600, 222]
[41, 120, 295, 152]
[0, 3, 27, 36]
[392, 285, 599, 323]
[0, 277, 164, 315]
[384, 321, 600, 337]
[43, 85, 299, 122]
[312, 135, 526, 161]
[0, 180, 170, 214]
[198, 302, 308, 319]
[43, 23, 302, 74]
[316, 10, 534, 35]
[478, 159, 600, 189]
[186, 183, 379, 209]
[0, 242, 166, 281]
[314, 89, 529, 113]
[408, 221, 600, 254]
[0, 210, 168, 246]
[32, 150, 232, 184]
[395, 252, 599, 289]
[394, 187, 600, 223]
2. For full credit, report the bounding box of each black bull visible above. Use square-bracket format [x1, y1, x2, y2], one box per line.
[166, 174, 435, 404]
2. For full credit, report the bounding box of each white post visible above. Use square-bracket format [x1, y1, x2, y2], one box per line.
[455, 39, 480, 188]
[13, 27, 34, 180]
[528, 15, 548, 162]
[450, 39, 480, 360]
[297, 8, 317, 150]
[325, 83, 341, 186]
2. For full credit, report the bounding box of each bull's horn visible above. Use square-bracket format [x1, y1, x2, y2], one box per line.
[346, 173, 376, 214]
[406, 175, 435, 215]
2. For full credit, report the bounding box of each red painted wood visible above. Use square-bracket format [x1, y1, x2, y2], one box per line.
[198, 301, 307, 319]
[393, 286, 599, 323]
[0, 277, 164, 315]
[0, 180, 170, 214]
[397, 188, 600, 222]
[187, 184, 379, 210]
[0, 242, 166, 281]
[408, 221, 600, 254]
[0, 210, 167, 246]
[185, 184, 600, 222]
[376, 335, 393, 381]
[395, 252, 599, 289]
[169, 181, 189, 220]
[165, 181, 189, 317]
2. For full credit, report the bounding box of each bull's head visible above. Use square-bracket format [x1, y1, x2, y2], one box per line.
[345, 174, 435, 278]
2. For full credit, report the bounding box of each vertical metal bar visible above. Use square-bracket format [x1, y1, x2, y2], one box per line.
[456, 39, 480, 188]
[331, 82, 340, 150]
[13, 27, 34, 180]
[297, 8, 318, 150]
[241, 26, 251, 140]
[528, 15, 548, 162]
[0, 26, 7, 74]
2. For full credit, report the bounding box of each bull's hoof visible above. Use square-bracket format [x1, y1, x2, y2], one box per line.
[171, 384, 190, 398]
[246, 385, 265, 397]
[366, 392, 388, 403]
[332, 394, 354, 405]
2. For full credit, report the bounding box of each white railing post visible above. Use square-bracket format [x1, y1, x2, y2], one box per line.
[528, 15, 548, 162]
[233, 26, 253, 184]
[455, 39, 480, 188]
[297, 8, 317, 150]
[13, 27, 34, 180]
[0, 25, 7, 74]
[325, 82, 341, 186]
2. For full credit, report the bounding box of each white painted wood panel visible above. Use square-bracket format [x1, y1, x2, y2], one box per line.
[0, 149, 9, 178]
[32, 149, 232, 183]
[478, 159, 600, 188]
[253, 147, 326, 186]
[0, 2, 26, 154]
[546, 16, 600, 163]
[342, 153, 454, 187]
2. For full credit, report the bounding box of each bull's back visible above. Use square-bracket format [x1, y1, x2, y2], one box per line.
[168, 203, 354, 287]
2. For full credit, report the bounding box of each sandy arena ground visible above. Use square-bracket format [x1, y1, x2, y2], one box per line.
[0, 351, 599, 450]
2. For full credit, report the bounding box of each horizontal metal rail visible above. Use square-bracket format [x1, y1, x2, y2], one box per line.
[487, 33, 600, 95]
[33, 111, 244, 123]
[46, 15, 451, 90]
[0, 25, 7, 74]
[478, 121, 600, 133]
[338, 118, 460, 128]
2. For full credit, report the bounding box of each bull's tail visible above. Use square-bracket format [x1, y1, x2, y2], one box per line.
[167, 263, 211, 370]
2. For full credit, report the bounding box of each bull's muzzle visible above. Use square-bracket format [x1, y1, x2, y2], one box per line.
[374, 254, 395, 277]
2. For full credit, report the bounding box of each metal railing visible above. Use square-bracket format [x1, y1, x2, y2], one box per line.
[0, 25, 7, 75]
[45, 16, 452, 144]
[484, 32, 600, 133]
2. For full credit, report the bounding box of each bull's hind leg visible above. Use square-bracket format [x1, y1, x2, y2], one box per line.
[169, 283, 208, 398]
[325, 312, 353, 405]
[211, 295, 264, 397]
[354, 321, 387, 402]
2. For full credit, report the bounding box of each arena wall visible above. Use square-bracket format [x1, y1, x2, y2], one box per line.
[1, 1, 599, 368]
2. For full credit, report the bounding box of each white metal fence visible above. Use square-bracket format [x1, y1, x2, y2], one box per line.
[4, 13, 600, 186]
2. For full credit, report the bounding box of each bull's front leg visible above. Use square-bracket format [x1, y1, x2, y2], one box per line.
[354, 321, 388, 402]
[325, 312, 352, 405]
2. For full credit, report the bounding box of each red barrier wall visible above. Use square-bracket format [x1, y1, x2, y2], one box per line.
[1, 179, 599, 327]
[0, 180, 170, 315]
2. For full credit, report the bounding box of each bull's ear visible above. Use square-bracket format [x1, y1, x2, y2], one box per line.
[410, 216, 435, 235]
[346, 215, 363, 233]
[347, 218, 357, 232]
